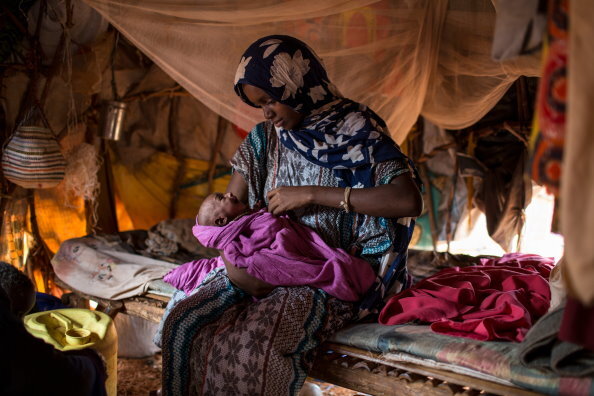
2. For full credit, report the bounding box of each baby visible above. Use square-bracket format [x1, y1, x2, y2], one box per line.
[164, 192, 377, 301]
[196, 192, 254, 227]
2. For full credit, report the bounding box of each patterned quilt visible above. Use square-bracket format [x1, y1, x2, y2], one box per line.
[331, 323, 594, 395]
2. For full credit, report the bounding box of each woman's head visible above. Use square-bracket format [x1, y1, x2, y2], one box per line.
[234, 35, 341, 125]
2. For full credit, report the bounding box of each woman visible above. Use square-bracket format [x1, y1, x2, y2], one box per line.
[161, 35, 422, 396]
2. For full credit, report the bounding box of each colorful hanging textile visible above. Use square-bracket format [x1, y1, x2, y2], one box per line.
[529, 0, 569, 196]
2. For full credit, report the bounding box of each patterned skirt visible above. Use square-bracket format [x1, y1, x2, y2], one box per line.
[161, 270, 354, 396]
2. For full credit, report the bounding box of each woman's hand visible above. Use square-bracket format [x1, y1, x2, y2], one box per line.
[267, 186, 314, 215]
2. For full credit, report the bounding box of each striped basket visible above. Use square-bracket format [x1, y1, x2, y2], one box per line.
[2, 110, 66, 189]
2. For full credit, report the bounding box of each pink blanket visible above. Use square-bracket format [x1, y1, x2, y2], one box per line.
[378, 253, 554, 341]
[164, 210, 376, 301]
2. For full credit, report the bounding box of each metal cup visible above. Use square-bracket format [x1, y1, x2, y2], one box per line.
[101, 101, 127, 141]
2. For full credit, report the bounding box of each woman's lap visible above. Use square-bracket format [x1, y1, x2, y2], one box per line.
[161, 270, 354, 396]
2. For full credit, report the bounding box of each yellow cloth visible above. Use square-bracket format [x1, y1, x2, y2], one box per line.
[34, 188, 87, 254]
[111, 150, 231, 230]
[12, 151, 228, 259]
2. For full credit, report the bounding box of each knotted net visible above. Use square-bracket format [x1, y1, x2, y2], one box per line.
[81, 0, 540, 143]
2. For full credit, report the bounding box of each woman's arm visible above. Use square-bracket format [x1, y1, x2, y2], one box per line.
[267, 172, 423, 218]
[226, 172, 249, 203]
[220, 251, 275, 297]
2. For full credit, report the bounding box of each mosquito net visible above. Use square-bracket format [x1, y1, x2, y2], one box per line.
[80, 0, 540, 142]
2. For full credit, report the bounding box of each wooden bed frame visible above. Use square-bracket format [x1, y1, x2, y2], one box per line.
[58, 281, 542, 396]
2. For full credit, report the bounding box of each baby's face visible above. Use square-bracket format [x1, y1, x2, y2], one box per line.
[200, 192, 248, 226]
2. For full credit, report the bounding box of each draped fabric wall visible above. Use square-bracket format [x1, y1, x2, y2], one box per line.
[80, 0, 540, 143]
[561, 0, 594, 306]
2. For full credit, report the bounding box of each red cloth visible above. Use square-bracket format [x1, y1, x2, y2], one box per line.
[378, 253, 554, 342]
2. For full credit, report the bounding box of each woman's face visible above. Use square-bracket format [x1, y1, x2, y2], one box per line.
[242, 84, 304, 130]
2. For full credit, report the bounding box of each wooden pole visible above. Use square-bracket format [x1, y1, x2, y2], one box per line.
[168, 97, 184, 219]
[207, 116, 227, 195]
[90, 139, 119, 234]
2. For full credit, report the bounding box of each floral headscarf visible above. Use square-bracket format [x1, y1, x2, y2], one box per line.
[234, 35, 412, 188]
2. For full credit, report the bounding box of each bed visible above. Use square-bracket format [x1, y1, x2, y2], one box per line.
[52, 231, 593, 396]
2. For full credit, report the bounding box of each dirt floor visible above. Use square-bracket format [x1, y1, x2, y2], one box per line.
[117, 355, 367, 395]
[117, 355, 161, 396]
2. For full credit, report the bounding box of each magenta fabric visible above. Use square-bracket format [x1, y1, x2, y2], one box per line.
[164, 210, 376, 301]
[378, 253, 554, 341]
[163, 257, 223, 295]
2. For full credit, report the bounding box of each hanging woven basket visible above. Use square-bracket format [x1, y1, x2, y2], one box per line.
[2, 105, 66, 189]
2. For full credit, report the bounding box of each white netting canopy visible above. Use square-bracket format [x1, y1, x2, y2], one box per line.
[81, 0, 540, 143]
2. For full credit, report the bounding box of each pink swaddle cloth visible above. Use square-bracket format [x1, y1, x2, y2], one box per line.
[164, 209, 376, 301]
